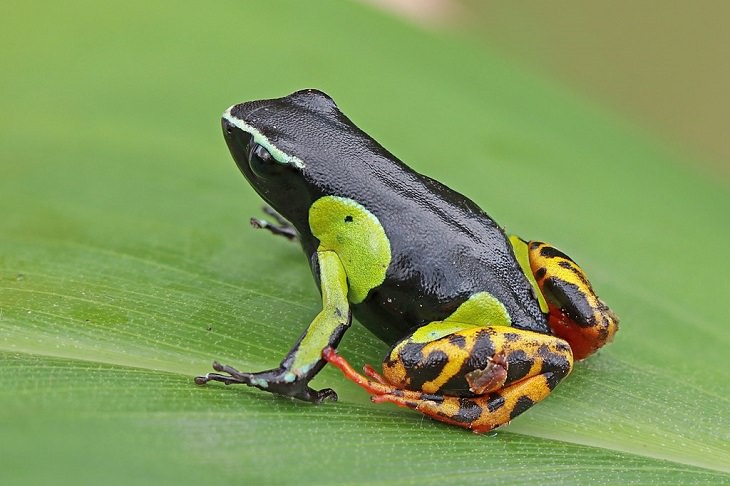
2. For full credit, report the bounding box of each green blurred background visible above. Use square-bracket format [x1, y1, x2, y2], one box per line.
[1, 1, 728, 484]
[375, 0, 730, 177]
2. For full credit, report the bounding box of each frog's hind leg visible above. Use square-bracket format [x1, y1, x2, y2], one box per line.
[323, 324, 573, 433]
[370, 378, 557, 434]
[526, 240, 619, 360]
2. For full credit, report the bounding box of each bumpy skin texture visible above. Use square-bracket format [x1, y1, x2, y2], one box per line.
[322, 238, 613, 431]
[225, 90, 548, 344]
[527, 241, 618, 360]
[323, 323, 573, 433]
[203, 89, 619, 432]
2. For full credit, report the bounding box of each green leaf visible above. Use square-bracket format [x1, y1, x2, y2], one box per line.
[1, 1, 728, 484]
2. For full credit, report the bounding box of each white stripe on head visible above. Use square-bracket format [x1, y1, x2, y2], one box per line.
[223, 107, 305, 169]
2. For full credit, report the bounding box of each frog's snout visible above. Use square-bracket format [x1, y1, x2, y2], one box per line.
[221, 116, 253, 172]
[221, 116, 236, 138]
[222, 116, 250, 145]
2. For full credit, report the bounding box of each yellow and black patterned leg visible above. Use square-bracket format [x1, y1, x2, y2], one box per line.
[526, 240, 619, 360]
[324, 324, 573, 432]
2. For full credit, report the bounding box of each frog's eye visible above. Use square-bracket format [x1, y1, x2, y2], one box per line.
[249, 143, 283, 177]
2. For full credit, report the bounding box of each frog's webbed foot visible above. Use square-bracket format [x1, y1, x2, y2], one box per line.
[250, 206, 298, 241]
[195, 361, 337, 404]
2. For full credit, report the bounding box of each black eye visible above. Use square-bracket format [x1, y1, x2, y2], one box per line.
[248, 143, 282, 178]
[253, 144, 273, 163]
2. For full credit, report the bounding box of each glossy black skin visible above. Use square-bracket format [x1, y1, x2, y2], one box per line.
[222, 89, 549, 345]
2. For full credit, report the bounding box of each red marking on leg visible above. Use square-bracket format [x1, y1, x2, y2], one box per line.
[547, 304, 617, 360]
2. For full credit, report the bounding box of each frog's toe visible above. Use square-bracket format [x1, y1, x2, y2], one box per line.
[362, 364, 387, 384]
[310, 387, 338, 404]
[323, 347, 396, 396]
[195, 361, 336, 403]
[194, 361, 248, 385]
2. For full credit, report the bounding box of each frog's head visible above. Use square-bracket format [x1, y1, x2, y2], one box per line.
[222, 89, 398, 232]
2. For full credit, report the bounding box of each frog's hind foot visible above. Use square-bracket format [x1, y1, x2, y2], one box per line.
[323, 347, 504, 433]
[323, 324, 574, 433]
[362, 363, 388, 384]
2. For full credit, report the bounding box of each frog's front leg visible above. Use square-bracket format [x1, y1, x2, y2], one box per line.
[195, 250, 350, 403]
[249, 206, 298, 241]
[324, 324, 573, 433]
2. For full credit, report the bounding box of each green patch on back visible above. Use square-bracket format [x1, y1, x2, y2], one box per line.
[309, 196, 391, 304]
[409, 292, 512, 344]
[409, 321, 478, 344]
[445, 291, 512, 327]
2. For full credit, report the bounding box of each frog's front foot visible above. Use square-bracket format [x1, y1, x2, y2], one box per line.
[250, 206, 298, 241]
[195, 361, 337, 404]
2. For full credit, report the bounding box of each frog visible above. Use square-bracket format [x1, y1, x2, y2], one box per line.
[195, 89, 619, 433]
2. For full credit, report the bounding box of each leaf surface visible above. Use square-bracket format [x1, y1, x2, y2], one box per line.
[1, 1, 728, 484]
